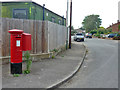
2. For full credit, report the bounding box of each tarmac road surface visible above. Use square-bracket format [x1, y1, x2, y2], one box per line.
[59, 38, 118, 88]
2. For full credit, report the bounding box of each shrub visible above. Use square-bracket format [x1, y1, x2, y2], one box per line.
[53, 49, 58, 52]
[94, 34, 100, 38]
[23, 51, 32, 74]
[52, 55, 55, 59]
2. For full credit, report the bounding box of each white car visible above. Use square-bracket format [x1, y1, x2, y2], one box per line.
[74, 33, 84, 42]
[105, 34, 110, 38]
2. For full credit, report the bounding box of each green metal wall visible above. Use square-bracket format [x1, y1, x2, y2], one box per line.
[0, 2, 66, 26]
[1, 2, 30, 18]
[0, 3, 1, 17]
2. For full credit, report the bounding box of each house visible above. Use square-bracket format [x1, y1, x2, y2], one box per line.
[74, 28, 85, 33]
[0, 0, 66, 26]
[107, 20, 120, 33]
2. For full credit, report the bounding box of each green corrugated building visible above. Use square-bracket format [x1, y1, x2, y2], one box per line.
[0, 0, 66, 26]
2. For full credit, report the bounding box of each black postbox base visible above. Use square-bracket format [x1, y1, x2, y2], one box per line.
[11, 63, 22, 74]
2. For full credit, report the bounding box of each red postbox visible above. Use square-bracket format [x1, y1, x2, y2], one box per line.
[8, 29, 31, 74]
[22, 33, 31, 51]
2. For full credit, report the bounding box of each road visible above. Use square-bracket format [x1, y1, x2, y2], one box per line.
[59, 38, 118, 88]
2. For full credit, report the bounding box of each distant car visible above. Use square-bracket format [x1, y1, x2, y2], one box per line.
[115, 33, 120, 37]
[102, 34, 106, 38]
[105, 34, 110, 38]
[113, 33, 120, 40]
[86, 33, 92, 38]
[74, 33, 84, 42]
[108, 34, 117, 38]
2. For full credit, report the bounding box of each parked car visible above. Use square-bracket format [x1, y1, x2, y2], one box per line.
[102, 34, 106, 38]
[108, 33, 117, 38]
[113, 33, 120, 40]
[105, 34, 110, 38]
[86, 33, 92, 38]
[74, 33, 84, 42]
[115, 33, 120, 37]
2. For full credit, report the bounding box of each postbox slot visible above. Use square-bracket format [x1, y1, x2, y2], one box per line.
[16, 37, 21, 38]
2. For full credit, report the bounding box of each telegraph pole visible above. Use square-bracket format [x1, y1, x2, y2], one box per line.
[42, 4, 45, 53]
[66, 0, 69, 50]
[69, 0, 72, 49]
[43, 4, 45, 21]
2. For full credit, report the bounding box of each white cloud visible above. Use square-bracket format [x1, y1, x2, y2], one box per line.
[1, 0, 119, 29]
[34, 0, 119, 29]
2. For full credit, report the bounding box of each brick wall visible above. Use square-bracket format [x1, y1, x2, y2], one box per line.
[112, 22, 120, 32]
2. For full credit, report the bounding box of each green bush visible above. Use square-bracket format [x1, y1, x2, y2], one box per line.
[23, 70, 31, 74]
[52, 55, 55, 59]
[90, 30, 97, 35]
[50, 48, 58, 53]
[24, 51, 32, 74]
[90, 28, 112, 35]
[53, 49, 58, 52]
[94, 34, 100, 37]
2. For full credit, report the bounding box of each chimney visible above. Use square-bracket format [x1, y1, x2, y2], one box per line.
[117, 20, 119, 23]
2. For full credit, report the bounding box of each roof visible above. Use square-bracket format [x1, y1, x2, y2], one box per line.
[0, 0, 66, 20]
[0, 0, 32, 2]
[107, 21, 120, 29]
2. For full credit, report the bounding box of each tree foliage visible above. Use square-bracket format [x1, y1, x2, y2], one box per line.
[82, 14, 102, 32]
[79, 27, 85, 30]
[69, 25, 74, 30]
[90, 27, 112, 35]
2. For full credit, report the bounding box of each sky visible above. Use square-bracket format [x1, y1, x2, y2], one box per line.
[1, 0, 119, 29]
[33, 0, 119, 29]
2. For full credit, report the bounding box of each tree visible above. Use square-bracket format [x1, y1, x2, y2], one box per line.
[69, 25, 74, 30]
[118, 24, 120, 31]
[79, 27, 85, 30]
[90, 29, 97, 35]
[90, 27, 112, 35]
[82, 14, 102, 32]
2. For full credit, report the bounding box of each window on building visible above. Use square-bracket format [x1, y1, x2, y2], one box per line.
[51, 17, 55, 23]
[59, 19, 62, 25]
[62, 19, 64, 25]
[13, 9, 27, 19]
[46, 13, 48, 16]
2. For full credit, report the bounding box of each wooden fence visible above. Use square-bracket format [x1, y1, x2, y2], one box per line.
[0, 18, 67, 57]
[0, 18, 2, 57]
[48, 21, 67, 51]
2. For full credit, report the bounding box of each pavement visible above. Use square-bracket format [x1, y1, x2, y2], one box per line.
[2, 42, 86, 89]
